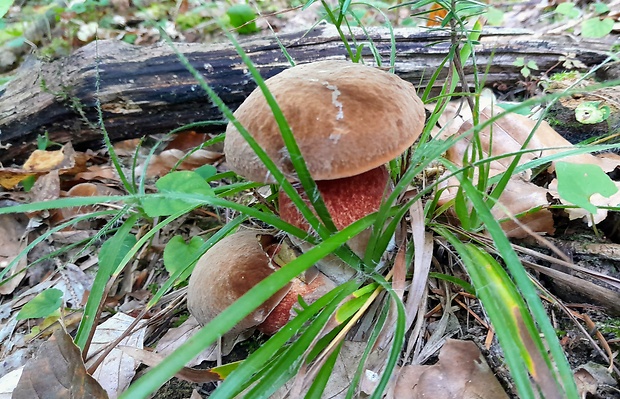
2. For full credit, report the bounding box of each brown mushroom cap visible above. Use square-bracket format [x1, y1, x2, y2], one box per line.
[224, 60, 425, 183]
[187, 230, 292, 335]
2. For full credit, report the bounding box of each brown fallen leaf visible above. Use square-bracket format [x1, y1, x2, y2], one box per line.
[574, 368, 598, 398]
[434, 102, 620, 236]
[12, 328, 109, 399]
[30, 169, 61, 204]
[59, 182, 123, 221]
[165, 131, 211, 151]
[145, 148, 222, 178]
[394, 339, 509, 399]
[118, 346, 223, 383]
[74, 165, 119, 182]
[23, 143, 76, 173]
[0, 143, 88, 189]
[0, 168, 36, 190]
[0, 213, 28, 295]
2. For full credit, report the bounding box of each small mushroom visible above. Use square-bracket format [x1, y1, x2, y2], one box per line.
[187, 230, 336, 338]
[224, 60, 425, 283]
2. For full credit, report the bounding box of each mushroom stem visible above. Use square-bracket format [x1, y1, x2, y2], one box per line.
[278, 165, 392, 283]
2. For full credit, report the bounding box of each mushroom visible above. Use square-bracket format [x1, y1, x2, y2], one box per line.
[224, 60, 425, 282]
[187, 230, 336, 339]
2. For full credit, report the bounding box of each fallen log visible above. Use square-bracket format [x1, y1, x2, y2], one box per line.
[0, 24, 613, 163]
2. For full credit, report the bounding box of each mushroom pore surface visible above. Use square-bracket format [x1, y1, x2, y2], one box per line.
[278, 165, 391, 232]
[224, 60, 425, 183]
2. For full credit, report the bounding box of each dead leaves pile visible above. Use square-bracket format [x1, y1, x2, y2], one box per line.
[0, 132, 224, 398]
[433, 98, 620, 238]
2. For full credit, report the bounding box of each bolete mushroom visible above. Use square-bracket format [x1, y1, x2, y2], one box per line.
[187, 230, 336, 338]
[224, 60, 425, 282]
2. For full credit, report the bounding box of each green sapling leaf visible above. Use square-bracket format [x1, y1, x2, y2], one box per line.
[17, 288, 63, 320]
[226, 4, 259, 34]
[581, 17, 614, 38]
[142, 171, 214, 217]
[555, 2, 579, 19]
[556, 161, 618, 214]
[0, 0, 14, 19]
[575, 101, 611, 124]
[164, 235, 205, 281]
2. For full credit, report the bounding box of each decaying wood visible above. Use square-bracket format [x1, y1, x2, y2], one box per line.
[0, 24, 613, 163]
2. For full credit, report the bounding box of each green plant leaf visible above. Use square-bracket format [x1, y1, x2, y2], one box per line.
[593, 3, 609, 15]
[581, 17, 614, 39]
[555, 2, 579, 19]
[141, 171, 214, 217]
[0, 0, 13, 19]
[484, 6, 504, 26]
[163, 235, 204, 280]
[16, 288, 63, 320]
[520, 66, 530, 78]
[574, 101, 611, 124]
[226, 4, 259, 34]
[556, 161, 618, 214]
[195, 164, 217, 180]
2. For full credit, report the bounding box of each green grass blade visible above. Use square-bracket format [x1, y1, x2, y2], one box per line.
[305, 341, 342, 399]
[442, 168, 579, 398]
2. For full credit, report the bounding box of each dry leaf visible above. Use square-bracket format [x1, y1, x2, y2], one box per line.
[146, 148, 222, 178]
[87, 313, 146, 399]
[12, 328, 109, 399]
[119, 346, 223, 383]
[60, 182, 123, 220]
[188, 390, 203, 399]
[574, 368, 598, 397]
[165, 132, 211, 151]
[0, 143, 86, 189]
[269, 341, 367, 399]
[0, 367, 24, 399]
[394, 339, 508, 399]
[0, 169, 35, 190]
[0, 213, 28, 295]
[23, 143, 76, 173]
[155, 316, 218, 365]
[31, 169, 61, 203]
[75, 165, 119, 181]
[112, 139, 142, 157]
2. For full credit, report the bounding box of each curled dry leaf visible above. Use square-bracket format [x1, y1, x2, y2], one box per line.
[75, 165, 119, 181]
[12, 328, 109, 399]
[0, 143, 93, 189]
[146, 148, 222, 178]
[60, 182, 123, 220]
[394, 339, 509, 399]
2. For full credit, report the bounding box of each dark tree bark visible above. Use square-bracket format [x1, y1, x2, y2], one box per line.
[0, 24, 613, 163]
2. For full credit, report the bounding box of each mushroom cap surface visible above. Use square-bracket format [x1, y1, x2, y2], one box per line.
[187, 230, 292, 335]
[224, 60, 425, 183]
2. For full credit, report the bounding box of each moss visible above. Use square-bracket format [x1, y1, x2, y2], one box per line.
[549, 70, 582, 82]
[599, 318, 620, 336]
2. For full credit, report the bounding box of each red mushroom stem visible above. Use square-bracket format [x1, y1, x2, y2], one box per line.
[278, 165, 392, 282]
